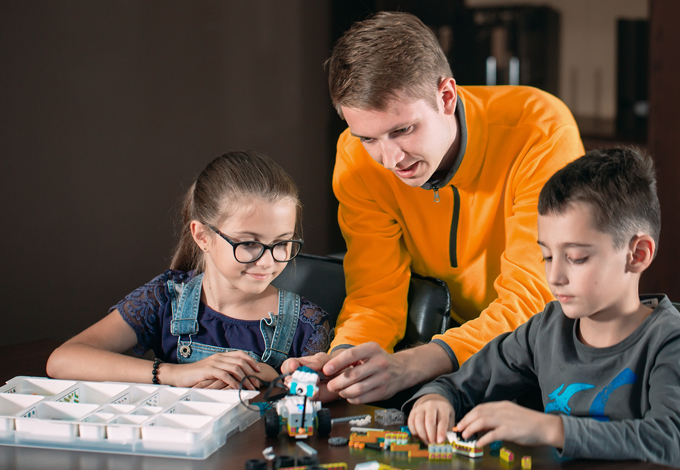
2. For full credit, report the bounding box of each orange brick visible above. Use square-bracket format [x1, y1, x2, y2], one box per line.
[389, 443, 420, 452]
[408, 449, 430, 458]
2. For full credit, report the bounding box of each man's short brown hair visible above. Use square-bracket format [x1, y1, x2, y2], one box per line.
[326, 11, 453, 118]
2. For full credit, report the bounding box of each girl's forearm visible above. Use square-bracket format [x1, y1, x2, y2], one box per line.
[46, 342, 161, 384]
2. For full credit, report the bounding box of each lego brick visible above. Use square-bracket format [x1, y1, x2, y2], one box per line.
[500, 447, 515, 462]
[389, 443, 420, 452]
[408, 449, 430, 458]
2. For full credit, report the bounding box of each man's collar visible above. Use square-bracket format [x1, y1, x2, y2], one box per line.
[421, 97, 468, 190]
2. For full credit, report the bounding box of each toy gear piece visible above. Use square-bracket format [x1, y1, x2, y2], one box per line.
[264, 408, 280, 437]
[316, 408, 332, 436]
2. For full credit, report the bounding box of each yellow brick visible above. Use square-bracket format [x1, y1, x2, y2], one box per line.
[500, 447, 515, 462]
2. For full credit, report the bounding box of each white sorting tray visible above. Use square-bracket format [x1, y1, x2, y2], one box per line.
[0, 376, 260, 459]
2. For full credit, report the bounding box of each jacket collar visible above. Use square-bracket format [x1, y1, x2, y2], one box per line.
[421, 87, 489, 190]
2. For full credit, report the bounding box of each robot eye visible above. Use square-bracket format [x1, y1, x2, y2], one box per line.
[296, 385, 305, 395]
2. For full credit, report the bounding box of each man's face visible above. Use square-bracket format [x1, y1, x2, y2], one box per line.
[537, 202, 633, 322]
[341, 92, 458, 187]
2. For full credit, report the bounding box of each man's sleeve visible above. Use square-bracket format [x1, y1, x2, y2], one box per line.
[329, 139, 411, 353]
[431, 124, 584, 365]
[559, 334, 680, 466]
[404, 310, 542, 418]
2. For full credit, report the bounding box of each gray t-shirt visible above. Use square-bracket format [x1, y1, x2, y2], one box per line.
[406, 295, 680, 466]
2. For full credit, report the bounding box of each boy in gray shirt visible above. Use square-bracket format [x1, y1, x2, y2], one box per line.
[405, 147, 680, 466]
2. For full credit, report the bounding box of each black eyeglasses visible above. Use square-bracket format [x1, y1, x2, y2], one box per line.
[208, 225, 303, 263]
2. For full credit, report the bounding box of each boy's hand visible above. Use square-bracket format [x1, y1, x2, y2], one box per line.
[408, 394, 456, 444]
[456, 401, 565, 448]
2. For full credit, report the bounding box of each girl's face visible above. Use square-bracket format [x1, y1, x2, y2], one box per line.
[204, 198, 297, 296]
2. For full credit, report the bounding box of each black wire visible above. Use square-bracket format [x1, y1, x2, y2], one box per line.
[238, 372, 291, 412]
[301, 395, 308, 431]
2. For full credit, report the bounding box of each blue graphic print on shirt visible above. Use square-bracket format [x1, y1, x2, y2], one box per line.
[545, 368, 638, 418]
[545, 383, 595, 414]
[589, 368, 637, 421]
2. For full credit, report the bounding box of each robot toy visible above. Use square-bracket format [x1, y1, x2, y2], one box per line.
[264, 366, 332, 439]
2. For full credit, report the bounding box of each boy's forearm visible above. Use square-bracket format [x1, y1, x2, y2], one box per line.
[542, 413, 565, 448]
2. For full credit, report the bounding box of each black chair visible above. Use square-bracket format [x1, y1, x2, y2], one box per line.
[272, 253, 451, 351]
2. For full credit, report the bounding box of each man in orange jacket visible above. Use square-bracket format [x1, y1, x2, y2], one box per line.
[284, 11, 584, 403]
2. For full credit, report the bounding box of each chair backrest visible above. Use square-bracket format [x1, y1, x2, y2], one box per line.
[395, 274, 451, 351]
[272, 253, 451, 351]
[272, 253, 346, 324]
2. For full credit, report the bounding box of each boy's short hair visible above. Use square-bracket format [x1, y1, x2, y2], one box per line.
[538, 147, 661, 252]
[326, 11, 452, 118]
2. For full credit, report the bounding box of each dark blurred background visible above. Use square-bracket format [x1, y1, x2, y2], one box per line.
[1, 0, 678, 348]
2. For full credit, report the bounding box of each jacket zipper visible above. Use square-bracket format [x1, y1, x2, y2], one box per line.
[450, 187, 460, 268]
[432, 184, 440, 202]
[432, 184, 460, 267]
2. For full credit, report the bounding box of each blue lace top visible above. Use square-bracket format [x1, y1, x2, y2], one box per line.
[111, 270, 334, 363]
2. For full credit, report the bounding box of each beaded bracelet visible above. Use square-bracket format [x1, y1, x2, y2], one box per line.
[152, 358, 162, 384]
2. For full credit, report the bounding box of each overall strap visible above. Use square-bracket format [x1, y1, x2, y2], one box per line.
[169, 273, 203, 336]
[259, 289, 300, 369]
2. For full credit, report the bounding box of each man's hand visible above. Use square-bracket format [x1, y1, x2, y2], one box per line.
[408, 394, 456, 444]
[322, 342, 406, 404]
[456, 401, 565, 448]
[322, 342, 454, 404]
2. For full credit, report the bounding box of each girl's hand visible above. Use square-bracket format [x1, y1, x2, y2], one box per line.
[408, 394, 456, 444]
[164, 351, 262, 390]
[281, 352, 341, 403]
[456, 401, 565, 448]
[193, 361, 281, 390]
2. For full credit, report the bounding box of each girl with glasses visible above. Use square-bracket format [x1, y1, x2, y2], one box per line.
[47, 151, 333, 390]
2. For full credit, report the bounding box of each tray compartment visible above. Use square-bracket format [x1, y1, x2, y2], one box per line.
[109, 385, 159, 405]
[131, 406, 162, 416]
[140, 387, 188, 407]
[79, 412, 115, 440]
[97, 404, 135, 414]
[0, 378, 76, 397]
[15, 402, 99, 438]
[53, 382, 130, 405]
[142, 414, 214, 443]
[106, 414, 148, 441]
[182, 389, 243, 404]
[0, 394, 44, 431]
[164, 401, 235, 429]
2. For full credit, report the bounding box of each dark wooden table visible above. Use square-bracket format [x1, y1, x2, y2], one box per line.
[0, 341, 673, 469]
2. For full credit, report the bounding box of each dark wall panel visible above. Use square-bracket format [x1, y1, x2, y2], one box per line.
[641, 0, 680, 300]
[0, 1, 337, 346]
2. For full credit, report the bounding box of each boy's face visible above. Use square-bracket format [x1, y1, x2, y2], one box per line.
[537, 202, 633, 321]
[341, 81, 459, 188]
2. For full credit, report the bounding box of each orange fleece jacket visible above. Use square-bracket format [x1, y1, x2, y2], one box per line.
[331, 85, 584, 367]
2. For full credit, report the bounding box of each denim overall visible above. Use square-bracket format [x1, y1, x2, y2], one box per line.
[167, 273, 300, 369]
